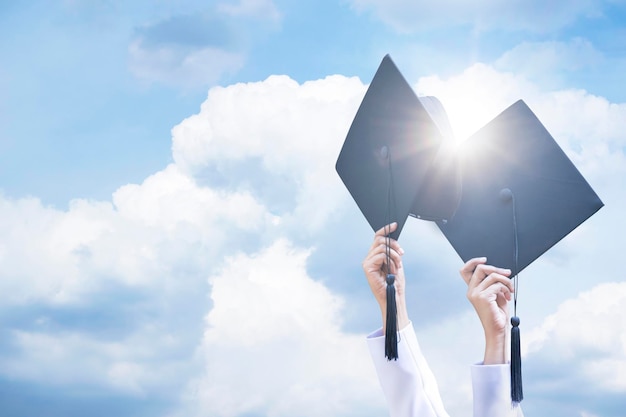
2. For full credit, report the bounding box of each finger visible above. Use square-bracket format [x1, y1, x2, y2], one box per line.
[370, 235, 404, 255]
[490, 283, 513, 309]
[368, 226, 397, 253]
[375, 244, 403, 274]
[363, 245, 403, 274]
[374, 222, 398, 238]
[366, 237, 403, 264]
[469, 264, 511, 289]
[365, 252, 401, 275]
[365, 238, 403, 260]
[478, 280, 513, 299]
[474, 273, 514, 294]
[459, 257, 487, 284]
[497, 285, 512, 303]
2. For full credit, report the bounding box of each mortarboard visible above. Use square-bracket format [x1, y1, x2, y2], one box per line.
[437, 99, 604, 402]
[336, 55, 462, 360]
[437, 99, 604, 276]
[336, 54, 604, 402]
[336, 55, 461, 241]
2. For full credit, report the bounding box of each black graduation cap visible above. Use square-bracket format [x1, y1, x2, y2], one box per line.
[437, 99, 603, 276]
[336, 54, 604, 402]
[336, 54, 462, 361]
[336, 54, 461, 242]
[437, 99, 603, 402]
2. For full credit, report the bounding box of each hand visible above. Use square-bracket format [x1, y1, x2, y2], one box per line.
[362, 223, 409, 330]
[460, 257, 514, 364]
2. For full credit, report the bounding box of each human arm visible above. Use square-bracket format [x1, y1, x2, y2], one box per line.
[459, 257, 513, 365]
[365, 223, 450, 417]
[362, 222, 409, 332]
[460, 258, 525, 416]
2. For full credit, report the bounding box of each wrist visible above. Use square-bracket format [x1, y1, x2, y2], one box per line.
[483, 330, 506, 364]
[380, 297, 410, 332]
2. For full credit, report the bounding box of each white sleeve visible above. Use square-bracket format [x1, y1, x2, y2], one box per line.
[367, 322, 450, 417]
[470, 364, 525, 417]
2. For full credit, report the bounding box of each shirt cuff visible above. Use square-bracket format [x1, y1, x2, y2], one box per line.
[471, 363, 518, 417]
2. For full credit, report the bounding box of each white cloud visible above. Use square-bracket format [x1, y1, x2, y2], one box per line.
[415, 63, 539, 140]
[0, 196, 116, 305]
[0, 165, 277, 397]
[113, 163, 272, 233]
[0, 73, 378, 413]
[175, 240, 383, 417]
[2, 330, 146, 394]
[172, 75, 364, 172]
[171, 74, 367, 235]
[0, 164, 274, 305]
[525, 282, 626, 392]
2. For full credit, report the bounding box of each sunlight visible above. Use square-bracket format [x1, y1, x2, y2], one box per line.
[443, 96, 501, 144]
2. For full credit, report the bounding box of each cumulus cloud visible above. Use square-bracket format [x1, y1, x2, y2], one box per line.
[171, 74, 367, 236]
[415, 63, 539, 140]
[0, 163, 277, 398]
[175, 240, 383, 417]
[521, 282, 626, 416]
[0, 164, 274, 305]
[0, 73, 382, 415]
[525, 282, 626, 390]
[1, 326, 180, 395]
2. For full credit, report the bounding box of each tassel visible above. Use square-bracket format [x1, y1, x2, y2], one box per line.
[510, 316, 523, 402]
[385, 273, 398, 360]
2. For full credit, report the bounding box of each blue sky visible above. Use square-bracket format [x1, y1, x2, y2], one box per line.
[1, 1, 625, 416]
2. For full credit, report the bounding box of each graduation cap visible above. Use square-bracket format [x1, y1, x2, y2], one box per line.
[437, 99, 603, 401]
[336, 55, 604, 402]
[336, 55, 461, 242]
[336, 55, 462, 360]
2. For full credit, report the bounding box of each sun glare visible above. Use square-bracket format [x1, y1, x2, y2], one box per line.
[444, 97, 499, 144]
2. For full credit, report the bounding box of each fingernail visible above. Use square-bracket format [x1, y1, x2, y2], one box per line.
[399, 247, 405, 255]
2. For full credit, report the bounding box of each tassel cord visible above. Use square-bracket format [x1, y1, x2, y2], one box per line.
[384, 149, 398, 361]
[510, 191, 523, 402]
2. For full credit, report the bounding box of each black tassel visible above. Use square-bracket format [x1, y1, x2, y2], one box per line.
[511, 316, 523, 402]
[385, 273, 398, 360]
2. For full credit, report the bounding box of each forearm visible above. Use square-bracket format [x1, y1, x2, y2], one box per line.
[483, 331, 506, 364]
[475, 324, 523, 416]
[380, 297, 410, 333]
